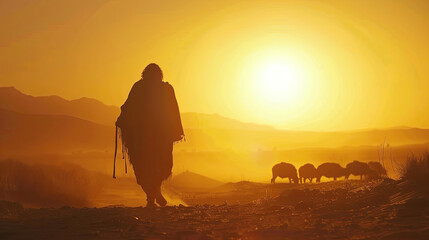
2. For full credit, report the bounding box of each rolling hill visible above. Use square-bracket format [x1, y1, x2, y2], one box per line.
[0, 108, 113, 154]
[167, 171, 223, 190]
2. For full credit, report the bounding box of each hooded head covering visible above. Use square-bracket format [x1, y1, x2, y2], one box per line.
[142, 63, 163, 81]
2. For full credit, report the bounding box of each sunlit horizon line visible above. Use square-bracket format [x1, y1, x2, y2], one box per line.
[1, 85, 423, 133]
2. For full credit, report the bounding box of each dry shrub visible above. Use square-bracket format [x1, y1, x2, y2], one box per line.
[400, 153, 429, 187]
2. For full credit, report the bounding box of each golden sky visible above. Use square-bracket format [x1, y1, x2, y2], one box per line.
[1, 0, 429, 131]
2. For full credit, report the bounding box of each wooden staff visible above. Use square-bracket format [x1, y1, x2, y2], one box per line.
[113, 126, 118, 179]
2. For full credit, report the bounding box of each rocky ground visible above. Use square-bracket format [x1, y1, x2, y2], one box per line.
[1, 179, 428, 240]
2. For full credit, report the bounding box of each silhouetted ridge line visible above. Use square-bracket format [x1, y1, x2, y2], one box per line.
[0, 86, 120, 126]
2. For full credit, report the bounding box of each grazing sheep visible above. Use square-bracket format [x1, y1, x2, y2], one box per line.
[316, 162, 347, 182]
[271, 162, 299, 184]
[346, 160, 371, 180]
[368, 161, 387, 177]
[299, 163, 317, 183]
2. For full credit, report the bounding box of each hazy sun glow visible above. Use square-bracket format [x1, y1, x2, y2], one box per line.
[236, 49, 316, 127]
[255, 59, 303, 104]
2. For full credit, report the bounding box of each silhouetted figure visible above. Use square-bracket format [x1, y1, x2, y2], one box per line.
[345, 160, 371, 180]
[316, 162, 347, 182]
[299, 163, 317, 183]
[116, 63, 184, 207]
[271, 162, 299, 184]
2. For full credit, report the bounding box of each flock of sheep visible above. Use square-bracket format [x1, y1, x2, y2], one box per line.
[271, 161, 387, 184]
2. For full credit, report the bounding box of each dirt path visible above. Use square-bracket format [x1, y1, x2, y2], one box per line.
[1, 179, 428, 239]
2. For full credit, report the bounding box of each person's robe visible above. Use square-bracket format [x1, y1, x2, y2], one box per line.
[116, 79, 184, 186]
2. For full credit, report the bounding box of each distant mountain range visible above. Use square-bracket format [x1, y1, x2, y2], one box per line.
[0, 86, 273, 130]
[1, 86, 429, 155]
[181, 112, 274, 131]
[0, 87, 119, 126]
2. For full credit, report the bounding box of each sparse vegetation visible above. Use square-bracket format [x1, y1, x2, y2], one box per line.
[400, 152, 429, 187]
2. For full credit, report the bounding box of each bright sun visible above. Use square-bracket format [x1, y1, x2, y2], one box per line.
[255, 59, 303, 104]
[238, 48, 317, 126]
[239, 49, 314, 125]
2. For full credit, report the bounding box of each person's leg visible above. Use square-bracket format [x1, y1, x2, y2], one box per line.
[155, 142, 173, 207]
[144, 187, 156, 208]
[155, 182, 167, 207]
[130, 155, 156, 208]
[137, 178, 156, 208]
